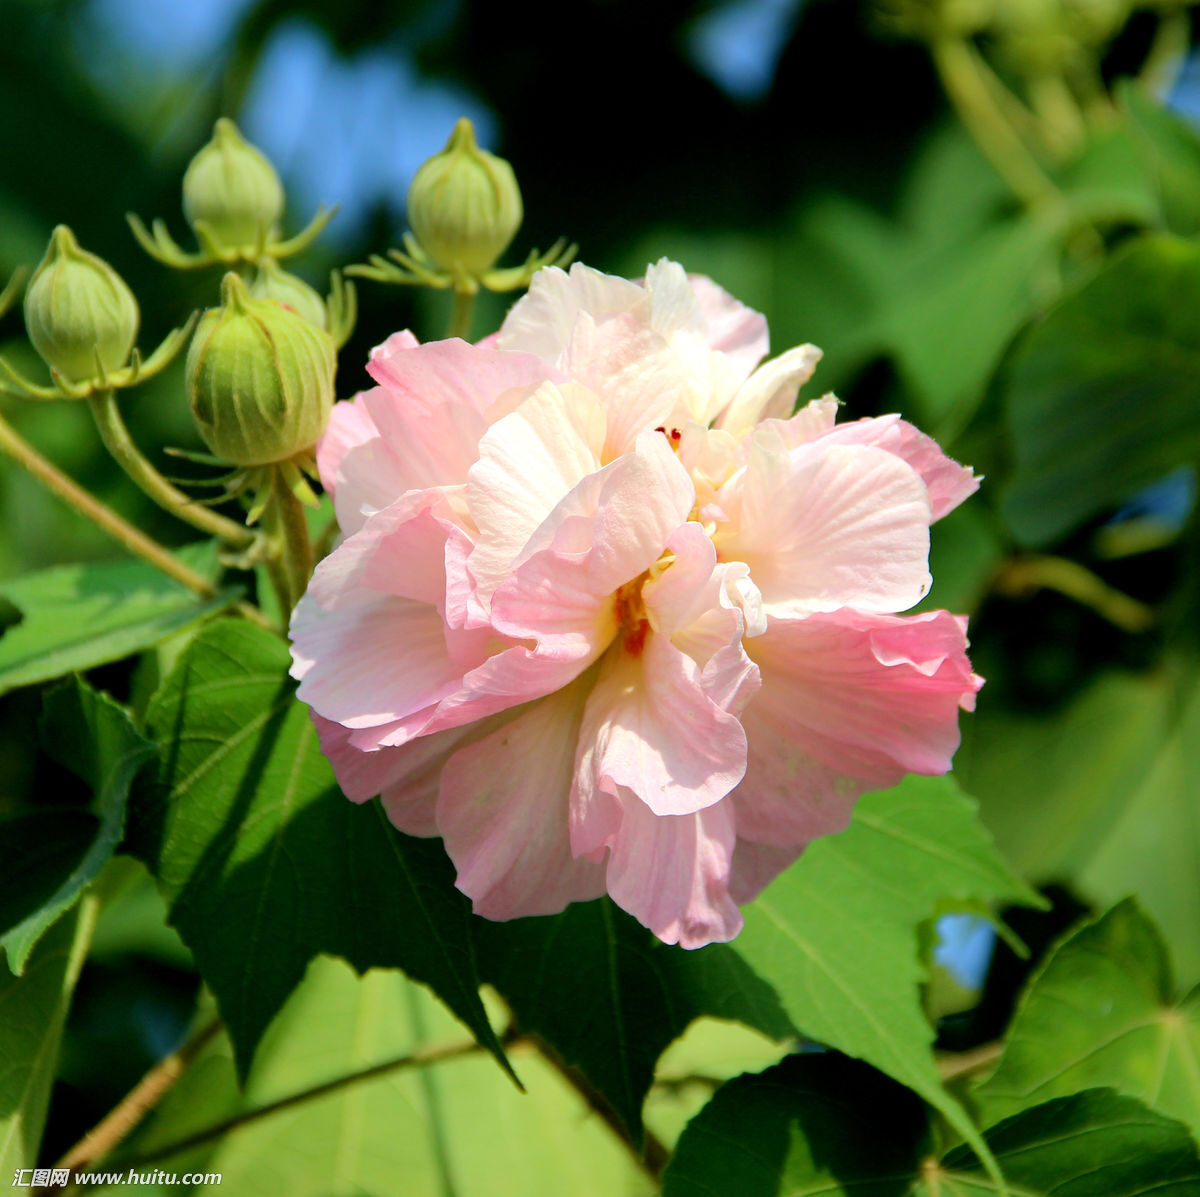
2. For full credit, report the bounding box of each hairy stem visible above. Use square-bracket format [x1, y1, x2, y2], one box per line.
[88, 389, 253, 549]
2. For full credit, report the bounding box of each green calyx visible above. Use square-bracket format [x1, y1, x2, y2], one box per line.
[249, 258, 327, 329]
[186, 272, 336, 467]
[184, 118, 284, 257]
[24, 225, 139, 383]
[407, 117, 524, 276]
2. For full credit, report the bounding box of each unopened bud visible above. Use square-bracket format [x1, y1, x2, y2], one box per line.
[407, 118, 523, 275]
[24, 225, 139, 383]
[183, 118, 284, 254]
[186, 273, 335, 466]
[249, 258, 327, 330]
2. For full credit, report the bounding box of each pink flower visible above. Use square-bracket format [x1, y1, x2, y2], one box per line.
[289, 260, 982, 948]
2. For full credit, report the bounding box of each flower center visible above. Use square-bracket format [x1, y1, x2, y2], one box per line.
[613, 575, 650, 656]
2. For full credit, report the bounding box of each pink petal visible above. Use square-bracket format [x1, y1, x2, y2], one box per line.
[365, 336, 553, 411]
[436, 682, 607, 919]
[574, 632, 749, 818]
[714, 344, 823, 437]
[559, 311, 681, 459]
[603, 791, 742, 949]
[290, 494, 491, 737]
[732, 609, 982, 844]
[311, 711, 477, 838]
[728, 837, 806, 905]
[467, 381, 606, 600]
[813, 413, 981, 522]
[316, 394, 380, 504]
[497, 263, 644, 362]
[368, 328, 420, 368]
[688, 273, 770, 381]
[715, 439, 932, 615]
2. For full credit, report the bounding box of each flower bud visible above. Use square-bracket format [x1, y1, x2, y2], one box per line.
[24, 225, 139, 383]
[186, 273, 335, 466]
[407, 118, 523, 275]
[183, 118, 284, 254]
[249, 257, 327, 330]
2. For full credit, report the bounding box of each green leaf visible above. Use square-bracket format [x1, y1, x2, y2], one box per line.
[662, 1055, 1200, 1197]
[126, 618, 508, 1082]
[1002, 234, 1200, 545]
[962, 667, 1200, 984]
[110, 956, 655, 1197]
[1120, 82, 1200, 237]
[0, 902, 93, 1177]
[479, 774, 1035, 1175]
[975, 899, 1200, 1138]
[0, 545, 238, 697]
[0, 678, 154, 973]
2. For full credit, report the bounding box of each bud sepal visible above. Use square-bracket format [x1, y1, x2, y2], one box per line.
[128, 118, 337, 270]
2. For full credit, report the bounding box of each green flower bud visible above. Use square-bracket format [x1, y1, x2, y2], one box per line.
[249, 257, 327, 330]
[186, 273, 335, 466]
[407, 118, 523, 275]
[183, 118, 284, 254]
[24, 225, 139, 383]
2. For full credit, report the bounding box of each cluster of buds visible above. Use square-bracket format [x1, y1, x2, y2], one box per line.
[349, 117, 574, 298]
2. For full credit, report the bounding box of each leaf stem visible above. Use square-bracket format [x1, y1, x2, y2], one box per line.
[87, 389, 253, 549]
[49, 1019, 223, 1184]
[0, 408, 273, 630]
[1139, 8, 1192, 97]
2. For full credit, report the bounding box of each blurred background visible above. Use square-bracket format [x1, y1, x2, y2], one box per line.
[2, 0, 1199, 1176]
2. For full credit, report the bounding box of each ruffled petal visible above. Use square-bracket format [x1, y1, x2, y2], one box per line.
[559, 311, 681, 459]
[574, 632, 748, 818]
[714, 343, 823, 437]
[436, 681, 607, 919]
[497, 263, 644, 361]
[813, 413, 981, 522]
[467, 381, 606, 601]
[687, 273, 769, 382]
[316, 393, 380, 504]
[732, 609, 982, 844]
[716, 438, 933, 616]
[603, 792, 742, 949]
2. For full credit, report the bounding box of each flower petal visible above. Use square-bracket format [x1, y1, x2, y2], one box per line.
[603, 792, 742, 949]
[714, 343, 823, 437]
[687, 273, 769, 381]
[436, 681, 607, 919]
[559, 310, 681, 459]
[467, 381, 607, 601]
[497, 263, 644, 361]
[732, 609, 982, 844]
[814, 413, 981, 521]
[716, 438, 933, 615]
[574, 632, 748, 818]
[316, 393, 379, 503]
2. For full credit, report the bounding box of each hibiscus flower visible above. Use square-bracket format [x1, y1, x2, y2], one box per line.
[289, 260, 981, 948]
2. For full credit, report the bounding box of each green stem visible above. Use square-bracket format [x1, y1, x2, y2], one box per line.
[993, 554, 1155, 633]
[1139, 8, 1191, 97]
[0, 407, 274, 631]
[263, 464, 314, 617]
[88, 388, 253, 549]
[931, 36, 1061, 211]
[448, 287, 476, 340]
